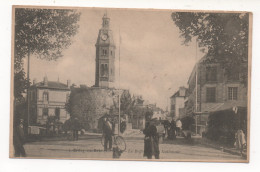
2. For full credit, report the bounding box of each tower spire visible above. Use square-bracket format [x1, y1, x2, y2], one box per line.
[102, 10, 110, 28]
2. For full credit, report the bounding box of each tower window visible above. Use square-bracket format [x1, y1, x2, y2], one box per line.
[42, 108, 48, 116]
[43, 92, 49, 102]
[111, 51, 112, 55]
[102, 49, 107, 55]
[55, 108, 60, 120]
[101, 64, 108, 77]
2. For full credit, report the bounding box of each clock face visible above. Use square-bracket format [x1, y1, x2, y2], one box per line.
[101, 34, 108, 41]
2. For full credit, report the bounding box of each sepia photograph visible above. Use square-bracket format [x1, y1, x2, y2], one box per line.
[10, 6, 251, 162]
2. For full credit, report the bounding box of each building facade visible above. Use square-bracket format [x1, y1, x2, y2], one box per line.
[186, 56, 247, 133]
[28, 77, 71, 125]
[170, 87, 188, 120]
[95, 13, 116, 88]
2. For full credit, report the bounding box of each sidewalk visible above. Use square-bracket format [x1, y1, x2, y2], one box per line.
[195, 137, 247, 159]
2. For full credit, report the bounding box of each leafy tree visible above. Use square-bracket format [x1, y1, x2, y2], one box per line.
[14, 8, 81, 100]
[14, 70, 29, 104]
[65, 87, 99, 130]
[172, 12, 249, 84]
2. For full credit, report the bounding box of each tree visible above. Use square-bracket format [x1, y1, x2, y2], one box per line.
[14, 8, 81, 100]
[14, 70, 29, 104]
[120, 90, 134, 115]
[172, 12, 249, 84]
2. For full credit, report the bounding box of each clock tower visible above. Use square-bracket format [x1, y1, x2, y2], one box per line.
[95, 13, 116, 88]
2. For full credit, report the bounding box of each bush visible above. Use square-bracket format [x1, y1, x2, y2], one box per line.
[206, 108, 247, 146]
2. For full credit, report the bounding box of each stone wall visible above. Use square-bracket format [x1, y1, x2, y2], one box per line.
[69, 87, 126, 130]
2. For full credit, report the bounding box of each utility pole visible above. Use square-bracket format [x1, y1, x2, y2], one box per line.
[118, 27, 121, 136]
[27, 48, 30, 134]
[195, 38, 198, 135]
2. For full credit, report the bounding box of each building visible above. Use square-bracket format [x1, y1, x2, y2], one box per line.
[95, 13, 116, 88]
[170, 87, 188, 120]
[186, 55, 247, 134]
[28, 76, 71, 125]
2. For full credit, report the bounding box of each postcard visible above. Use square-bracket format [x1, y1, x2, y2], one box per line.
[10, 6, 251, 162]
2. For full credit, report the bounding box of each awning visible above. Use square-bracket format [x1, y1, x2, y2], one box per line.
[194, 101, 247, 115]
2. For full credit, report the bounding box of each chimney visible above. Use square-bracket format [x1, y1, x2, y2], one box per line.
[33, 79, 37, 85]
[67, 80, 71, 88]
[43, 76, 48, 86]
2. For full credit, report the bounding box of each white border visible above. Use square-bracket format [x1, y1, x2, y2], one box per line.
[1, 0, 260, 172]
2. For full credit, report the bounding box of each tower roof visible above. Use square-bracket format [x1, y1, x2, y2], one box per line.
[103, 11, 109, 19]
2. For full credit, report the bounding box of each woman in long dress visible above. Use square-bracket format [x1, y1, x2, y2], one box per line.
[143, 120, 160, 159]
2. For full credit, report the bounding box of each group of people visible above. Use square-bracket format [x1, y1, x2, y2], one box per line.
[142, 118, 183, 159]
[163, 119, 182, 140]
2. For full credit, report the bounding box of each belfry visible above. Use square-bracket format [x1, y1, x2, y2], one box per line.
[95, 13, 116, 88]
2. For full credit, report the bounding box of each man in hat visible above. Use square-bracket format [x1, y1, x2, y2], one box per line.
[102, 114, 115, 151]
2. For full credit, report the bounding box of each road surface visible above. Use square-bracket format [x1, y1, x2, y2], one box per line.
[22, 134, 245, 162]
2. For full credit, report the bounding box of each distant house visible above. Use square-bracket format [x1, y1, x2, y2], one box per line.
[28, 76, 71, 125]
[170, 87, 188, 120]
[186, 55, 247, 134]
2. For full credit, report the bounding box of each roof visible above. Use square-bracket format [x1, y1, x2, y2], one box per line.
[170, 87, 188, 98]
[31, 81, 70, 90]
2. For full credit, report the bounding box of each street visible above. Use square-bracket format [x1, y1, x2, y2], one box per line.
[23, 134, 244, 161]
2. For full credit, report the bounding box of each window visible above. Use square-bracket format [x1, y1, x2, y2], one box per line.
[102, 49, 107, 55]
[101, 64, 108, 77]
[227, 71, 239, 81]
[42, 108, 48, 116]
[43, 92, 49, 102]
[111, 51, 112, 55]
[206, 67, 217, 82]
[206, 87, 216, 102]
[228, 87, 238, 100]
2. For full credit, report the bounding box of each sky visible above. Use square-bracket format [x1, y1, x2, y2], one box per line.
[24, 8, 205, 110]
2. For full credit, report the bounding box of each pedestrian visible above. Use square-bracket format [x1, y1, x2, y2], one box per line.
[235, 129, 246, 155]
[143, 118, 160, 159]
[13, 119, 26, 157]
[72, 117, 80, 141]
[168, 120, 176, 139]
[163, 120, 170, 139]
[102, 116, 115, 151]
[176, 119, 182, 136]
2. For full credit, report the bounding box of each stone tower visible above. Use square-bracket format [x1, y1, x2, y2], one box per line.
[95, 13, 116, 88]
